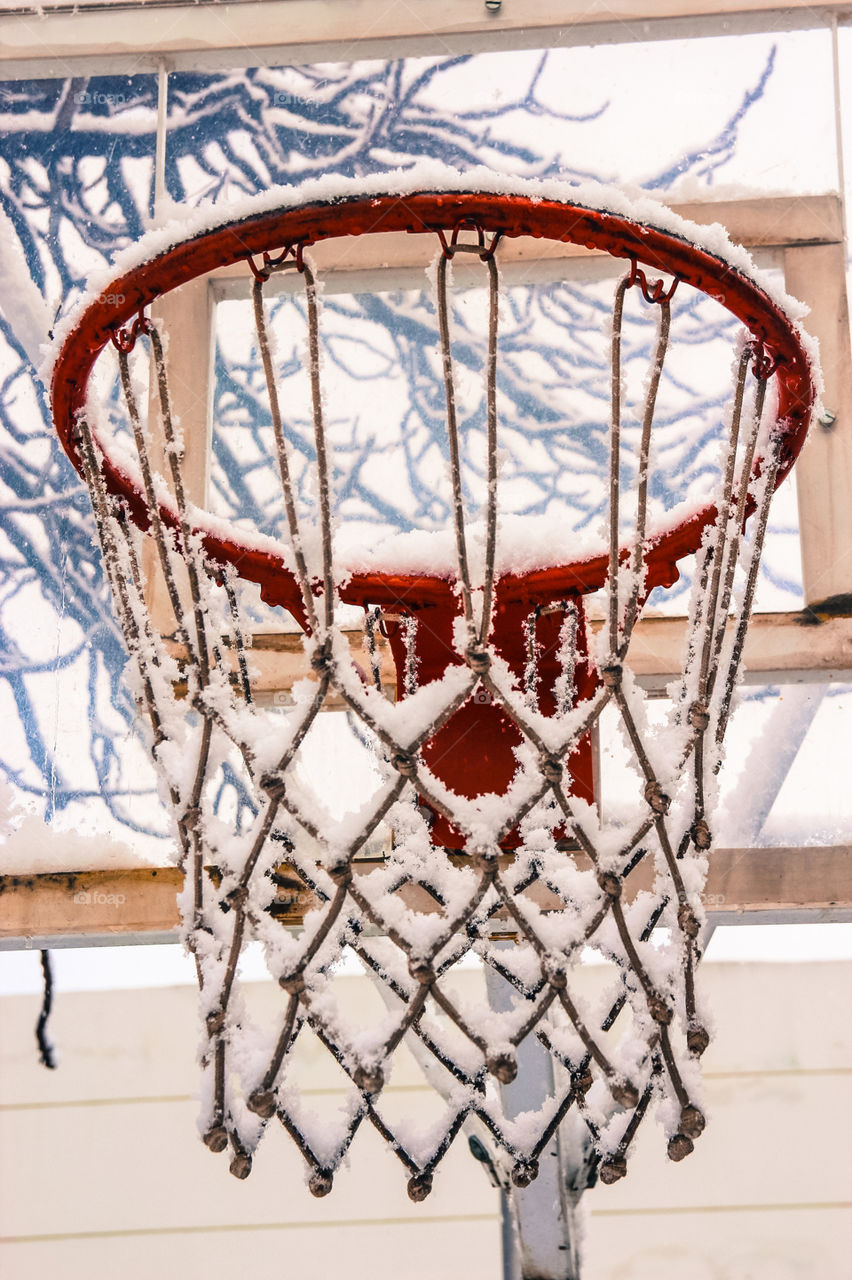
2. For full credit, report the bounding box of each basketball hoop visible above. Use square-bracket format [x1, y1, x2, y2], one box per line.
[50, 174, 817, 1196]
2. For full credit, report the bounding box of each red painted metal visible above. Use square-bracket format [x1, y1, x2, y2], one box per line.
[50, 189, 817, 841]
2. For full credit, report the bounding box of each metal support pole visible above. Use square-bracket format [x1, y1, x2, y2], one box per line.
[485, 953, 587, 1279]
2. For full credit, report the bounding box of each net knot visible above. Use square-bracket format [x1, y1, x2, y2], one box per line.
[206, 1008, 226, 1037]
[327, 861, 353, 887]
[610, 1079, 639, 1109]
[472, 847, 499, 875]
[647, 993, 673, 1025]
[688, 701, 710, 732]
[599, 1155, 628, 1184]
[229, 1150, 252, 1180]
[202, 1125, 228, 1154]
[511, 1158, 539, 1188]
[540, 755, 563, 785]
[278, 971, 306, 995]
[488, 1051, 518, 1084]
[677, 902, 701, 939]
[391, 750, 418, 779]
[247, 1089, 277, 1119]
[465, 645, 491, 676]
[225, 884, 249, 910]
[260, 771, 287, 802]
[309, 1170, 334, 1198]
[666, 1132, 694, 1163]
[574, 1066, 594, 1096]
[182, 804, 202, 833]
[407, 1171, 433, 1202]
[597, 870, 622, 899]
[644, 780, 670, 815]
[691, 817, 712, 850]
[687, 1023, 711, 1056]
[679, 1104, 706, 1139]
[310, 640, 333, 673]
[354, 1064, 384, 1094]
[409, 958, 435, 985]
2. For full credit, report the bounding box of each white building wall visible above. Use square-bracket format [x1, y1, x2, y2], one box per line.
[1, 960, 850, 1279]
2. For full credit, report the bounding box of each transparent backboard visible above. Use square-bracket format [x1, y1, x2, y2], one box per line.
[0, 16, 850, 881]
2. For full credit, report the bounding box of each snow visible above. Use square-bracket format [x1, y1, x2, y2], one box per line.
[45, 162, 817, 381]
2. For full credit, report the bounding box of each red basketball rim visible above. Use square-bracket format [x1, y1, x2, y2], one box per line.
[50, 189, 817, 616]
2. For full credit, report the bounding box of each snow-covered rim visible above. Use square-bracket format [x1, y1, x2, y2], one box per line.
[47, 164, 817, 354]
[48, 165, 820, 602]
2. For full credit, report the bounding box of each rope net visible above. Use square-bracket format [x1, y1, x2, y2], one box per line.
[74, 226, 787, 1199]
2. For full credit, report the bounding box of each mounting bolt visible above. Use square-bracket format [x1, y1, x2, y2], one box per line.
[485, 0, 502, 12]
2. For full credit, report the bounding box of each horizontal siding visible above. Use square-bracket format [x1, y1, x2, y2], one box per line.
[1, 961, 850, 1278]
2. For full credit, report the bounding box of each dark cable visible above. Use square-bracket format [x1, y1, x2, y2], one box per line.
[36, 950, 57, 1070]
